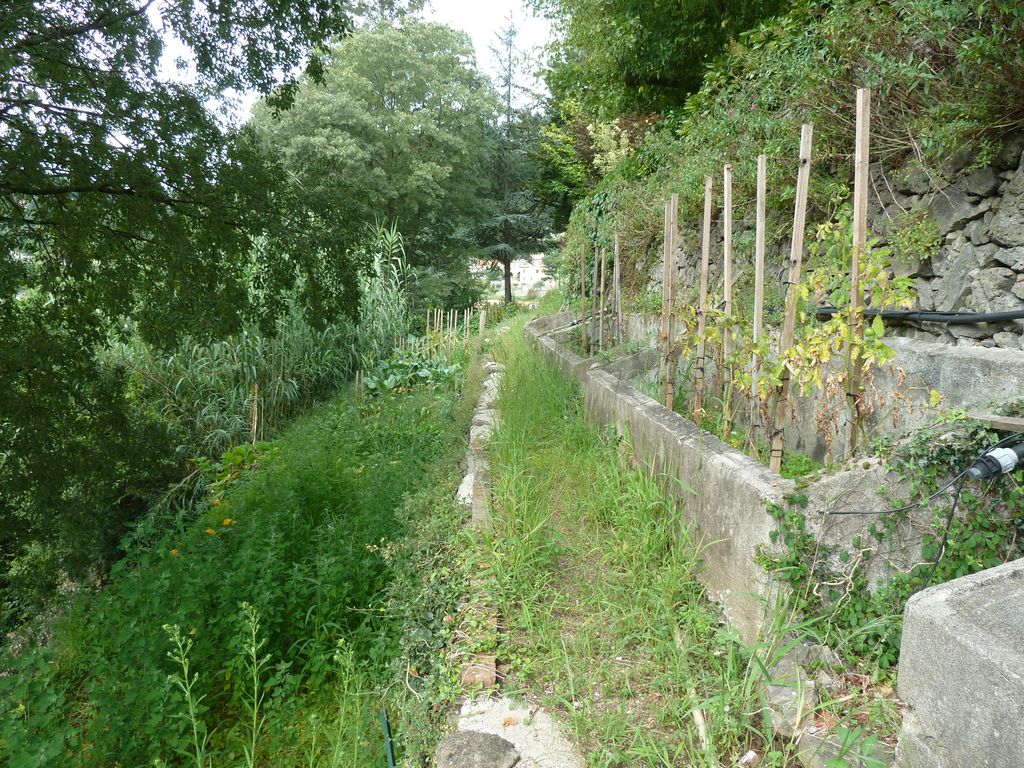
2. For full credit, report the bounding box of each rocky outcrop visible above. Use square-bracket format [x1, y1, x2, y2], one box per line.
[871, 130, 1024, 348]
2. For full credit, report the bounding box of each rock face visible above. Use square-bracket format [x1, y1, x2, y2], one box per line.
[988, 169, 1024, 246]
[764, 656, 818, 738]
[435, 731, 520, 768]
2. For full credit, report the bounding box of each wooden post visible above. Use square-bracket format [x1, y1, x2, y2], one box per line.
[590, 244, 599, 355]
[751, 154, 768, 444]
[770, 124, 814, 474]
[664, 193, 679, 411]
[659, 200, 671, 404]
[722, 164, 734, 436]
[599, 248, 608, 351]
[614, 232, 623, 344]
[847, 88, 871, 457]
[580, 243, 587, 328]
[693, 177, 714, 417]
[479, 308, 487, 335]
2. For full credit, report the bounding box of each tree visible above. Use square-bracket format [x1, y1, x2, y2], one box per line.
[479, 18, 553, 303]
[531, 0, 790, 118]
[0, 0, 354, 618]
[254, 20, 498, 307]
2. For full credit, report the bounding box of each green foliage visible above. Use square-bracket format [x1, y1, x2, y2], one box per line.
[478, 21, 556, 303]
[561, 0, 1024, 302]
[0, 376, 468, 765]
[2, 224, 414, 624]
[887, 206, 942, 272]
[116, 301, 357, 458]
[363, 349, 462, 395]
[762, 417, 1024, 672]
[533, 0, 789, 117]
[254, 19, 498, 304]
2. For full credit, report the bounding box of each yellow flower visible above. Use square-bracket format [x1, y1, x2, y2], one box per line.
[212, 498, 221, 507]
[205, 528, 217, 536]
[222, 518, 234, 526]
[170, 548, 180, 556]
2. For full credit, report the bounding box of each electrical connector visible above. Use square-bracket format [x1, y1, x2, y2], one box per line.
[967, 442, 1024, 480]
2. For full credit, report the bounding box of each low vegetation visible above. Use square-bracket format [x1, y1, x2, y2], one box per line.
[474, 320, 832, 765]
[0, 349, 474, 766]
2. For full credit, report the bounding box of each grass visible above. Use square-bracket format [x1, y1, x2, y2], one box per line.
[476, 313, 899, 765]
[0, 353, 477, 767]
[480, 318, 795, 766]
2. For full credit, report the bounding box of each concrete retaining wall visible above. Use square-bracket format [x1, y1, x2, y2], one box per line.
[602, 313, 1024, 462]
[896, 557, 1024, 767]
[526, 311, 1024, 765]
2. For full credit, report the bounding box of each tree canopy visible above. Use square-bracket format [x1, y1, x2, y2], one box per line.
[0, 0, 357, 611]
[254, 20, 498, 306]
[532, 0, 790, 118]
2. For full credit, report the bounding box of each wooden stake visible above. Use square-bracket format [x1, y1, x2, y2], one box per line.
[847, 88, 871, 457]
[599, 248, 608, 351]
[614, 232, 623, 344]
[664, 193, 679, 411]
[659, 200, 671, 404]
[751, 154, 768, 443]
[722, 165, 734, 436]
[590, 244, 599, 355]
[580, 243, 587, 327]
[479, 308, 487, 335]
[770, 124, 814, 474]
[693, 177, 714, 417]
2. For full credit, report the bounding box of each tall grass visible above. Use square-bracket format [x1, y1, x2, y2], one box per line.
[356, 222, 411, 369]
[0, 381, 462, 766]
[482, 319, 814, 766]
[115, 223, 412, 459]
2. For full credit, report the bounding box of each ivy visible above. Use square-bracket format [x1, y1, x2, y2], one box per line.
[760, 414, 1024, 674]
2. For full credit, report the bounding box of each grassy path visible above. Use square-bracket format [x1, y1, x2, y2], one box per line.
[479, 319, 774, 767]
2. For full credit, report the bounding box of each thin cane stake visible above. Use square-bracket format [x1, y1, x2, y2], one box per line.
[693, 177, 713, 417]
[770, 124, 814, 474]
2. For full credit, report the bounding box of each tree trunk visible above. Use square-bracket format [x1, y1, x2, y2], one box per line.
[503, 258, 513, 304]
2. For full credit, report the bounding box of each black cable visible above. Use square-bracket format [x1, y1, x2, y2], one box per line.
[826, 469, 967, 516]
[825, 432, 1022, 518]
[814, 305, 1024, 325]
[921, 474, 968, 590]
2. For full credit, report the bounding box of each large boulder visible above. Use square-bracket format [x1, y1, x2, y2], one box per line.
[928, 186, 985, 235]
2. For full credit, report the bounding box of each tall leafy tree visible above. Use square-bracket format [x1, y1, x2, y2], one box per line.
[479, 18, 553, 303]
[254, 19, 498, 306]
[532, 0, 790, 117]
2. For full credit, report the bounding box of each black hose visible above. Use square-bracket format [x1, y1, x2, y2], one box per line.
[814, 305, 1024, 325]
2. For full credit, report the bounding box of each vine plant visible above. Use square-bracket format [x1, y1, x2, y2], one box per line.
[759, 414, 1024, 672]
[659, 207, 917, 455]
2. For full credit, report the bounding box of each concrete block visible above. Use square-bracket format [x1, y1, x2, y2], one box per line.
[896, 557, 1024, 767]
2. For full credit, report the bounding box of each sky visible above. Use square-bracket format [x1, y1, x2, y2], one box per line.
[425, 0, 552, 86]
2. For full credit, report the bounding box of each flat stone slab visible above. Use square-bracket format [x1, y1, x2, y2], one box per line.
[458, 697, 584, 768]
[896, 557, 1024, 767]
[436, 730, 519, 768]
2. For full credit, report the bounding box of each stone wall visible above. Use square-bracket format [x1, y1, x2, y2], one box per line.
[880, 131, 1024, 348]
[644, 130, 1024, 350]
[525, 312, 1024, 768]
